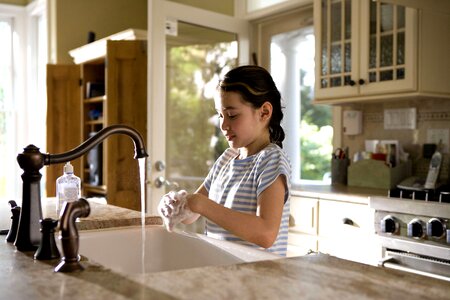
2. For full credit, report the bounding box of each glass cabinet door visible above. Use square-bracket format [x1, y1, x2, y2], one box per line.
[314, 0, 417, 101]
[359, 0, 417, 95]
[367, 2, 405, 83]
[315, 0, 359, 98]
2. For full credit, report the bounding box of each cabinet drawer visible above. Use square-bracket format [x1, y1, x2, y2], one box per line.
[288, 232, 318, 256]
[318, 200, 372, 238]
[318, 200, 380, 265]
[290, 196, 318, 235]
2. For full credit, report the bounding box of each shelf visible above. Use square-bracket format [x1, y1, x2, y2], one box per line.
[84, 95, 106, 103]
[69, 28, 147, 64]
[85, 119, 104, 125]
[83, 184, 107, 195]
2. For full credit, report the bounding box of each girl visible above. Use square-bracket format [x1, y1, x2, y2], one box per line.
[162, 65, 291, 256]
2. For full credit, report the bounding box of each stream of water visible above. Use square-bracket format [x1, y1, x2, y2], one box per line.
[138, 157, 147, 273]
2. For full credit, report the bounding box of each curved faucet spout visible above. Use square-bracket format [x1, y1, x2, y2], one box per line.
[14, 124, 148, 252]
[45, 124, 148, 165]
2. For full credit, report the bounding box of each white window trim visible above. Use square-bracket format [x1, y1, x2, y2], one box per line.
[236, 0, 313, 20]
[25, 0, 48, 150]
[0, 1, 47, 200]
[0, 4, 26, 200]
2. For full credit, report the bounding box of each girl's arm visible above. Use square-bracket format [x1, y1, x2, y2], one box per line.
[180, 185, 208, 224]
[186, 176, 286, 248]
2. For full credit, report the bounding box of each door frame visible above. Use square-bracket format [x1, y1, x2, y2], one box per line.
[147, 0, 250, 214]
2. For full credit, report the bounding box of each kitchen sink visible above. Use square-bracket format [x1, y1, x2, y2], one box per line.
[77, 225, 279, 274]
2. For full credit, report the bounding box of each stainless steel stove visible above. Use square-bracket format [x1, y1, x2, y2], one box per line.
[370, 188, 450, 282]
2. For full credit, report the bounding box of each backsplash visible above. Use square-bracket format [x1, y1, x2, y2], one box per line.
[341, 98, 450, 183]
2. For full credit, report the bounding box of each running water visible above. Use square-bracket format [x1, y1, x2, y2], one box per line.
[138, 157, 147, 225]
[138, 157, 147, 273]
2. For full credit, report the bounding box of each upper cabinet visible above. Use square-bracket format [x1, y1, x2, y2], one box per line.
[314, 0, 450, 104]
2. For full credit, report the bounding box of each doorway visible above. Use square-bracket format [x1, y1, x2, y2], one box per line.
[159, 21, 238, 232]
[147, 0, 249, 214]
[165, 22, 238, 193]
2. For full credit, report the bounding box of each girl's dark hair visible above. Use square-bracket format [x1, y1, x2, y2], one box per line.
[219, 65, 285, 148]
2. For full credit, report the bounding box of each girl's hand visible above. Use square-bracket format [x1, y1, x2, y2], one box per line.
[158, 190, 198, 231]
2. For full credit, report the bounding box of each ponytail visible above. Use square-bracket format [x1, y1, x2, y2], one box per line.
[269, 123, 285, 148]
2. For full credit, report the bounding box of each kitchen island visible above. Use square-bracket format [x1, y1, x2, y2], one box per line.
[1, 199, 448, 299]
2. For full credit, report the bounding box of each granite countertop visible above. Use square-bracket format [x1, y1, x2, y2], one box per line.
[42, 198, 162, 230]
[1, 242, 449, 300]
[1, 198, 449, 299]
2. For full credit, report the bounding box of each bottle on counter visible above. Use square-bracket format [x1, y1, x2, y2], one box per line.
[56, 162, 81, 216]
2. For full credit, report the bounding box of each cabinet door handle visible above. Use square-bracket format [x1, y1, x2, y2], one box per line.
[358, 79, 365, 85]
[342, 218, 354, 226]
[349, 80, 356, 86]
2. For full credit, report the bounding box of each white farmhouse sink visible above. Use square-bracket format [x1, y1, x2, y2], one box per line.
[78, 225, 279, 274]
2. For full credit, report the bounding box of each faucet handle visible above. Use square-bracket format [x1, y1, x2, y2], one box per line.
[6, 200, 21, 243]
[34, 218, 60, 260]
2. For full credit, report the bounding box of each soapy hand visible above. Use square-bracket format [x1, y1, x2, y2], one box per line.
[158, 190, 198, 232]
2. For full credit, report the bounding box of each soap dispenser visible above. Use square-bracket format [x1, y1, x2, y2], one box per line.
[56, 162, 81, 215]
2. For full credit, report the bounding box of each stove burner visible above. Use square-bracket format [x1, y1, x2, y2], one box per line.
[388, 186, 450, 203]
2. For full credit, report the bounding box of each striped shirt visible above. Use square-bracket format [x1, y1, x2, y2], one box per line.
[203, 143, 291, 256]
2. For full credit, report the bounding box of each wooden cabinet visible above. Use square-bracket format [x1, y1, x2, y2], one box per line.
[46, 30, 147, 211]
[288, 194, 381, 265]
[318, 199, 380, 265]
[313, 0, 450, 104]
[46, 65, 83, 198]
[287, 196, 319, 256]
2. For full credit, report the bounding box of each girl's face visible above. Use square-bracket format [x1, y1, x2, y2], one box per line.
[216, 91, 271, 155]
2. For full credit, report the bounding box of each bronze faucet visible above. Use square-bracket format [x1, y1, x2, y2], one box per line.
[14, 125, 148, 251]
[54, 198, 90, 272]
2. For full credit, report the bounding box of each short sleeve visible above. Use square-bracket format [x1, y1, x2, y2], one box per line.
[256, 147, 291, 203]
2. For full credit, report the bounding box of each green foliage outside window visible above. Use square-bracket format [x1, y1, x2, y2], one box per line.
[299, 69, 333, 181]
[166, 43, 235, 187]
[166, 46, 332, 183]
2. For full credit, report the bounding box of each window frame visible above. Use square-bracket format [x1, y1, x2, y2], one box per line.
[0, 1, 47, 200]
[250, 4, 342, 187]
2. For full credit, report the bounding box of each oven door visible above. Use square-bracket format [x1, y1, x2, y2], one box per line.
[377, 235, 450, 281]
[380, 249, 450, 282]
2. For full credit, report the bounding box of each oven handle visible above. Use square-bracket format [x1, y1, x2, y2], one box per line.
[379, 257, 450, 282]
[378, 256, 395, 267]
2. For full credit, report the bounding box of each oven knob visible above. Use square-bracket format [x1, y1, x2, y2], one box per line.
[426, 218, 446, 239]
[407, 219, 425, 239]
[380, 215, 399, 234]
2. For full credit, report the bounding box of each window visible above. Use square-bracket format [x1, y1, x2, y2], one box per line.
[0, 2, 47, 230]
[0, 16, 16, 199]
[166, 21, 238, 191]
[253, 6, 333, 185]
